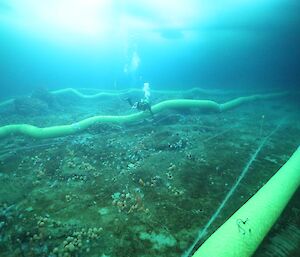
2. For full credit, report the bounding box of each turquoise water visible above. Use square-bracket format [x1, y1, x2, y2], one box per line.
[0, 1, 299, 257]
[0, 1, 299, 96]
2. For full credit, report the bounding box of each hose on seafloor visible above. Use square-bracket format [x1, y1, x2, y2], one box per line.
[0, 92, 287, 139]
[191, 145, 300, 257]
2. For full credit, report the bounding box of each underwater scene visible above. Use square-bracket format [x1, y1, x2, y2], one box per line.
[0, 1, 300, 257]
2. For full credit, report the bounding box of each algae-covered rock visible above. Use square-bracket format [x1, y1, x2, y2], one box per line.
[14, 96, 49, 116]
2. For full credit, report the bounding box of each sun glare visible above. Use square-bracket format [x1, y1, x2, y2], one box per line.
[1, 0, 279, 44]
[4, 0, 116, 42]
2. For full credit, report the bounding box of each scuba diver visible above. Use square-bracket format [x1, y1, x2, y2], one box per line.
[125, 97, 153, 115]
[125, 82, 153, 115]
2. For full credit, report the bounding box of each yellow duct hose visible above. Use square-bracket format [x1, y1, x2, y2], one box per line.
[192, 146, 300, 257]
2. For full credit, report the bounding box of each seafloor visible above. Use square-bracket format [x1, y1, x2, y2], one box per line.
[0, 89, 299, 257]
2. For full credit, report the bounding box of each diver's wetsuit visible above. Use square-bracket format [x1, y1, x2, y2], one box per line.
[126, 98, 153, 115]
